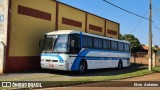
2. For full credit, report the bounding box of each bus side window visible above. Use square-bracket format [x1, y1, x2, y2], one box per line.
[103, 40, 107, 49]
[124, 44, 129, 52]
[118, 42, 124, 51]
[103, 40, 111, 49]
[83, 36, 93, 48]
[106, 40, 111, 49]
[87, 36, 93, 47]
[70, 34, 80, 54]
[82, 36, 88, 47]
[93, 38, 99, 48]
[99, 39, 102, 48]
[111, 41, 117, 50]
[93, 38, 102, 49]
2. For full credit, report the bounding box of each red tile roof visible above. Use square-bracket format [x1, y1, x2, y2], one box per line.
[142, 45, 149, 50]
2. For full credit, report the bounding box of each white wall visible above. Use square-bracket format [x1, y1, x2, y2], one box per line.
[0, 0, 8, 73]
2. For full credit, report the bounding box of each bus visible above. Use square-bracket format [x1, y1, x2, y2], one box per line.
[40, 30, 131, 73]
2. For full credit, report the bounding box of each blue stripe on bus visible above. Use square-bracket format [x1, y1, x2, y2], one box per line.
[85, 57, 130, 60]
[88, 49, 130, 54]
[70, 49, 88, 71]
[41, 53, 64, 63]
[70, 49, 130, 71]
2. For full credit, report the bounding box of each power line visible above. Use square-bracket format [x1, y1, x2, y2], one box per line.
[153, 12, 160, 22]
[149, 12, 160, 30]
[102, 0, 160, 31]
[152, 21, 160, 30]
[102, 0, 149, 20]
[153, 15, 160, 21]
[152, 11, 160, 30]
[152, 8, 160, 16]
[130, 11, 148, 33]
[153, 17, 160, 27]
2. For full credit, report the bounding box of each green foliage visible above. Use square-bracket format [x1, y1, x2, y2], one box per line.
[119, 33, 123, 40]
[121, 34, 141, 52]
[152, 45, 159, 53]
[152, 67, 160, 72]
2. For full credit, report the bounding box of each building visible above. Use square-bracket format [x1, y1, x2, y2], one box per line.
[0, 0, 120, 73]
[130, 44, 160, 66]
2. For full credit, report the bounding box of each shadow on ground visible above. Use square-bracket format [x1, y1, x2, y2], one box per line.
[66, 63, 147, 76]
[18, 63, 148, 77]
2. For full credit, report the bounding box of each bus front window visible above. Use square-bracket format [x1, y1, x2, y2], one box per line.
[42, 35, 69, 53]
[53, 35, 69, 53]
[42, 36, 55, 52]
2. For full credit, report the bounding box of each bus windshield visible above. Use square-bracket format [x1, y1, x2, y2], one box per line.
[42, 35, 69, 53]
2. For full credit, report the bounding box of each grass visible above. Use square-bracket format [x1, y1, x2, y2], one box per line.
[72, 69, 153, 82]
[152, 67, 160, 72]
[52, 67, 160, 86]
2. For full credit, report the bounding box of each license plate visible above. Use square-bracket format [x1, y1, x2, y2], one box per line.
[49, 64, 54, 67]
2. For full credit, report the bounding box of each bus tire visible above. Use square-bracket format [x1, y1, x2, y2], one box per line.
[79, 60, 87, 74]
[118, 60, 123, 69]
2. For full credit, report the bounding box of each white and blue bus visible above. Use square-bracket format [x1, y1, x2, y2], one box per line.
[40, 30, 131, 73]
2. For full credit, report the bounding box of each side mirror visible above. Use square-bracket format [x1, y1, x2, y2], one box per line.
[1, 41, 5, 46]
[39, 39, 44, 49]
[71, 40, 75, 47]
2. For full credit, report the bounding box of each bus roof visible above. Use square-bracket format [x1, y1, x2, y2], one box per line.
[46, 30, 130, 44]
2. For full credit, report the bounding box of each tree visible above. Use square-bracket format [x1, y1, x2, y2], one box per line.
[122, 34, 141, 52]
[119, 33, 123, 40]
[152, 45, 159, 54]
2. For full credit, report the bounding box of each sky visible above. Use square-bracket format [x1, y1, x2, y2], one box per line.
[58, 0, 160, 46]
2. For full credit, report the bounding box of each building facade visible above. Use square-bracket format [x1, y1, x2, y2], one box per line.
[0, 0, 8, 73]
[1, 0, 120, 73]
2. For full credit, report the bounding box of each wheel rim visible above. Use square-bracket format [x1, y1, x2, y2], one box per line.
[80, 64, 85, 72]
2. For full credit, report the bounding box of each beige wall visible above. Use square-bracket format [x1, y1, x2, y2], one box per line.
[58, 3, 86, 32]
[87, 14, 105, 36]
[9, 0, 120, 57]
[58, 3, 119, 38]
[106, 20, 119, 39]
[9, 0, 56, 56]
[5, 0, 121, 73]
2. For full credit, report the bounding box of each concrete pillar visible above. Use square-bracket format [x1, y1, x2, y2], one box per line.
[152, 53, 156, 67]
[0, 0, 9, 74]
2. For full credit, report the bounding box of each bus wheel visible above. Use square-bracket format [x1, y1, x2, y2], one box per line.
[118, 60, 123, 69]
[79, 60, 87, 73]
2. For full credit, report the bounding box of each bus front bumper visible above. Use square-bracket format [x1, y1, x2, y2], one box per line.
[41, 62, 69, 71]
